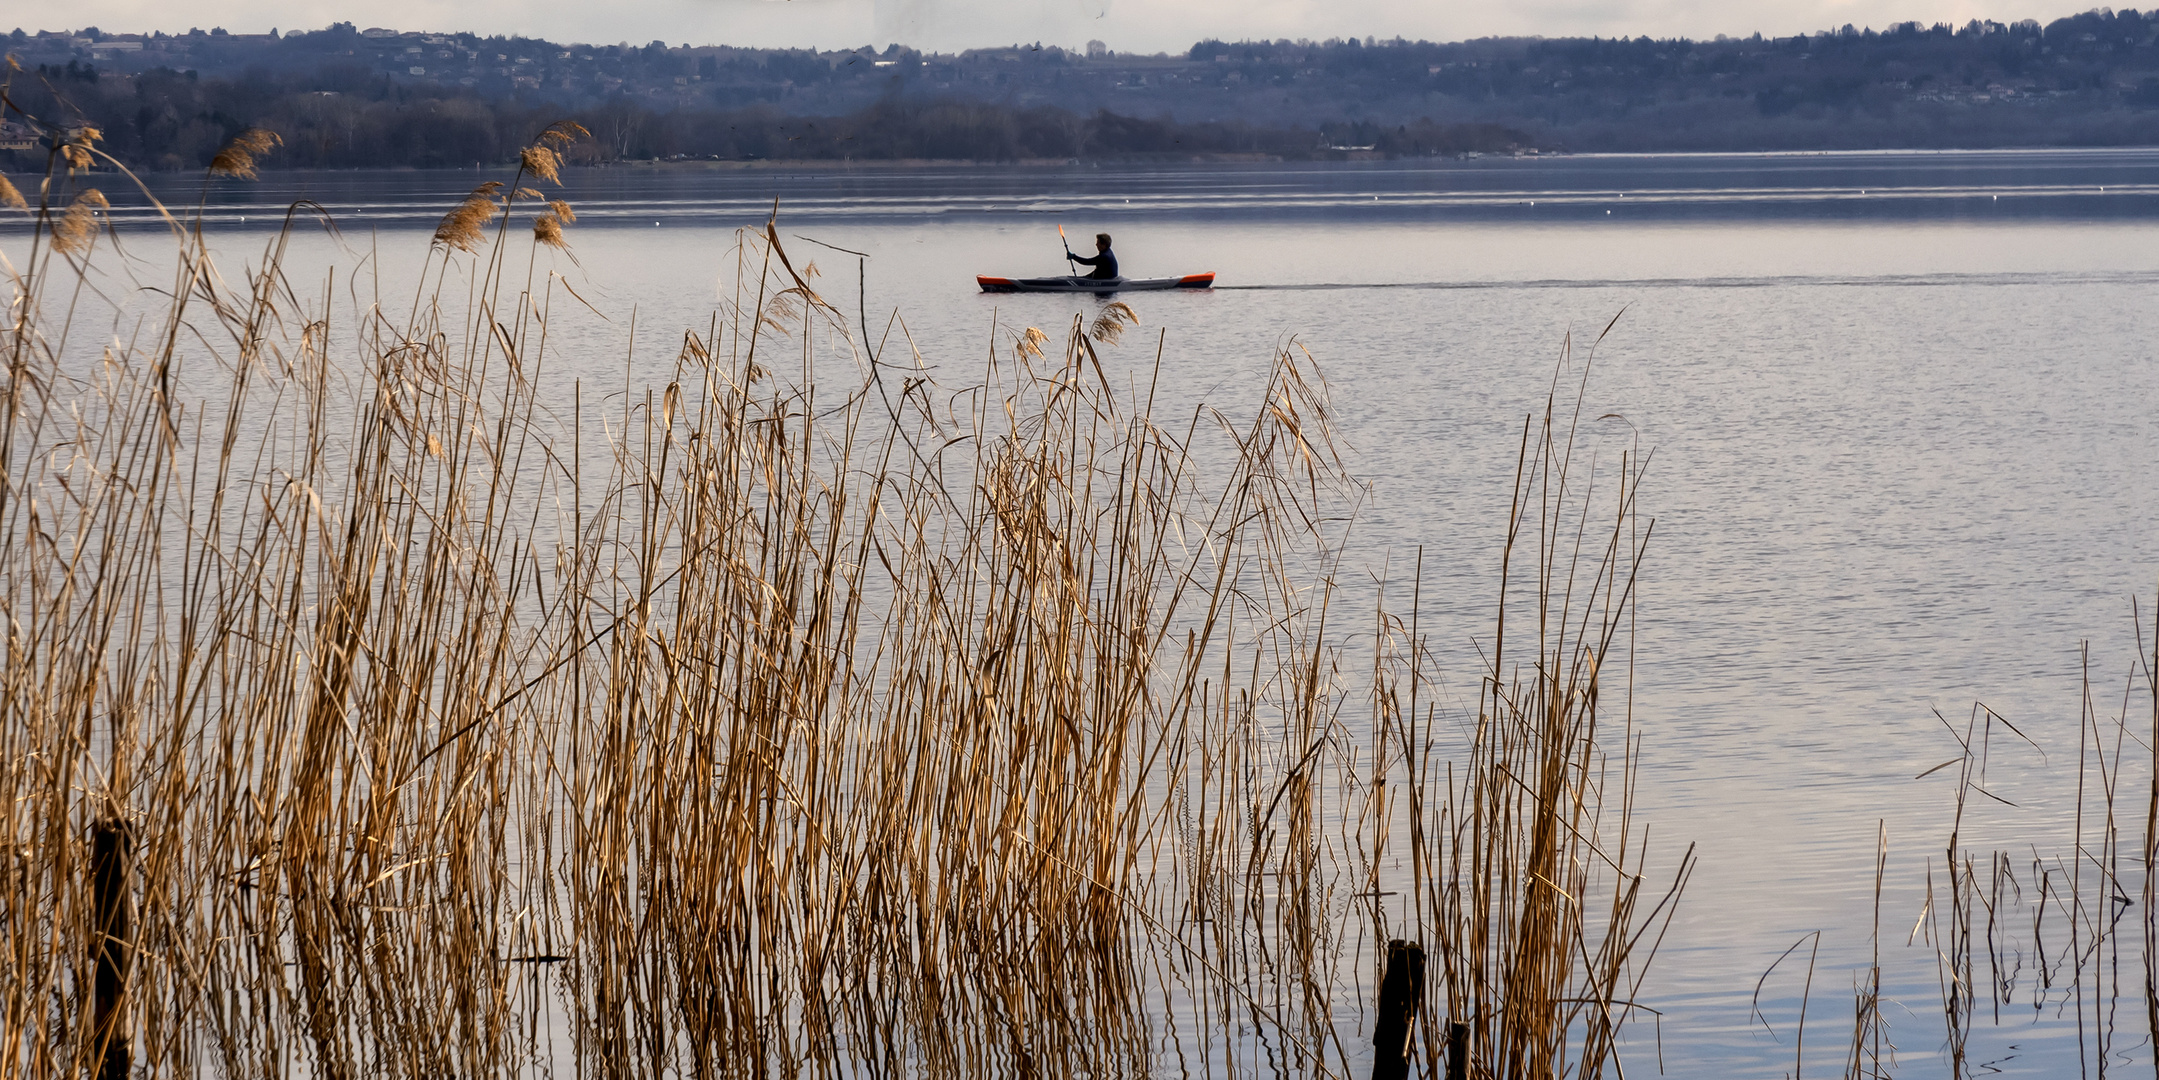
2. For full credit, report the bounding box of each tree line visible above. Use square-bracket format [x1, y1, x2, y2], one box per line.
[0, 63, 1533, 170]
[17, 5, 2159, 165]
[1187, 9, 2159, 149]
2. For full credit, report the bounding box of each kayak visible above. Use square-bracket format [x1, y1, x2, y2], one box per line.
[977, 273, 1215, 294]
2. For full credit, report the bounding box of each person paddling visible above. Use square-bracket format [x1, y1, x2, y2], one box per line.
[1066, 232, 1119, 281]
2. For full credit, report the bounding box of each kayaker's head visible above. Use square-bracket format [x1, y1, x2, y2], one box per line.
[1095, 233, 1112, 252]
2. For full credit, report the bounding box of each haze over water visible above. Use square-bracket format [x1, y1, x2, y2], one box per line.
[17, 148, 2158, 1074]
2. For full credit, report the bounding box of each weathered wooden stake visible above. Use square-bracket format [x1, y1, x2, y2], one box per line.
[1447, 1020, 1469, 1080]
[90, 818, 133, 1080]
[1373, 939, 1425, 1080]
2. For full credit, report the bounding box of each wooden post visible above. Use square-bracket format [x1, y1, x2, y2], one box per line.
[90, 818, 133, 1080]
[1447, 1021, 1469, 1080]
[1373, 939, 1425, 1080]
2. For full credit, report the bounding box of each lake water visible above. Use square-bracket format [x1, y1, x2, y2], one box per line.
[11, 149, 2159, 1075]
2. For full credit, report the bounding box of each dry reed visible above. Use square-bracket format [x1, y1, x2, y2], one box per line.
[207, 129, 282, 180]
[1901, 644, 2157, 1079]
[49, 188, 106, 254]
[1759, 611, 2159, 1079]
[533, 213, 568, 249]
[434, 181, 503, 252]
[0, 119, 1691, 1078]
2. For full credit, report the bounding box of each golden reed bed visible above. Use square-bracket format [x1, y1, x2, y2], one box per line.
[4, 115, 1697, 1079]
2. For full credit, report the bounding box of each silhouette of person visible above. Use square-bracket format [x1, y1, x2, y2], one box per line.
[1069, 232, 1119, 280]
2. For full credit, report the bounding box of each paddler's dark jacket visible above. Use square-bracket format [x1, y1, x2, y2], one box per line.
[1070, 249, 1118, 280]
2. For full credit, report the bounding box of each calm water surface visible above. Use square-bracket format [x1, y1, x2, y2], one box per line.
[12, 150, 2159, 1075]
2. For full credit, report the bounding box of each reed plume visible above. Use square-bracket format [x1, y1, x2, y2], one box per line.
[433, 181, 502, 252]
[1011, 324, 1048, 359]
[534, 194, 576, 255]
[0, 175, 23, 211]
[518, 119, 590, 187]
[57, 125, 100, 170]
[50, 187, 107, 253]
[207, 128, 281, 179]
[1087, 299, 1138, 343]
[533, 213, 568, 248]
[518, 145, 562, 183]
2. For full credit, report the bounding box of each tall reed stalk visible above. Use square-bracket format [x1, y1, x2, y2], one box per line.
[1416, 334, 1695, 1080]
[0, 114, 1688, 1077]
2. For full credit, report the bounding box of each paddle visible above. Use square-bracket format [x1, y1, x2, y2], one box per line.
[1058, 224, 1078, 274]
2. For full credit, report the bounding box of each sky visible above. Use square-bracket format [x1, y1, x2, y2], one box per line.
[32, 0, 2084, 54]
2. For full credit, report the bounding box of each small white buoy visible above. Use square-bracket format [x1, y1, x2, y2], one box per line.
[655, 221, 660, 226]
[1993, 195, 1997, 201]
[1606, 209, 1611, 214]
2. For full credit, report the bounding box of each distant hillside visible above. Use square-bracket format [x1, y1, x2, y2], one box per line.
[8, 10, 2159, 169]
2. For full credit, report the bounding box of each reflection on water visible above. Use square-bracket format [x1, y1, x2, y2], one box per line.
[6, 149, 2156, 1077]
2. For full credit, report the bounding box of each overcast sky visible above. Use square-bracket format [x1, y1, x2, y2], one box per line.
[39, 0, 2077, 54]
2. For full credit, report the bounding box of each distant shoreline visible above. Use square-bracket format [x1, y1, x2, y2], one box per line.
[30, 144, 2159, 182]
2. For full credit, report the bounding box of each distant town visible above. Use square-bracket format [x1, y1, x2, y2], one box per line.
[8, 9, 2159, 169]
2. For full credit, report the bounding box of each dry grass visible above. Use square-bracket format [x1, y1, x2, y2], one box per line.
[0, 118, 1689, 1078]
